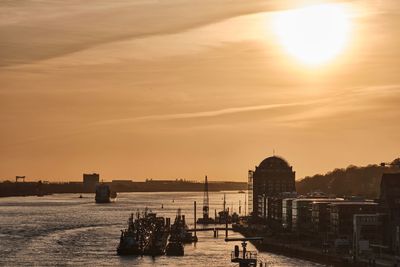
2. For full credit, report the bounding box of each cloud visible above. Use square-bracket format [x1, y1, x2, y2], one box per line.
[92, 100, 326, 126]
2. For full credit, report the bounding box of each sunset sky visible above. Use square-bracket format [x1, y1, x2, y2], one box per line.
[0, 0, 399, 181]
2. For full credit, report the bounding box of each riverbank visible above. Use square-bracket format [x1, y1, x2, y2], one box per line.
[0, 180, 246, 197]
[235, 226, 395, 267]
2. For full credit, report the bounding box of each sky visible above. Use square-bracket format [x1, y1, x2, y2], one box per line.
[0, 0, 399, 182]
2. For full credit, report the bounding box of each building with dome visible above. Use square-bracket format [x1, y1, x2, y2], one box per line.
[249, 156, 296, 217]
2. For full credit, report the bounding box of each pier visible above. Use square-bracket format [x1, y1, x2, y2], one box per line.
[187, 227, 233, 232]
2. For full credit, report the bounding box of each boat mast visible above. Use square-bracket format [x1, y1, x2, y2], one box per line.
[202, 175, 209, 220]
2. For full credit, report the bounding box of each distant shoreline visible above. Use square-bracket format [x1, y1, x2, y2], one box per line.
[0, 180, 247, 198]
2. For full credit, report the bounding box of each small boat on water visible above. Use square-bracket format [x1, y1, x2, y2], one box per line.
[95, 183, 117, 203]
[238, 190, 245, 193]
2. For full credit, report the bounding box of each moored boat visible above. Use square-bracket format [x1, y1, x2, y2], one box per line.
[117, 214, 142, 255]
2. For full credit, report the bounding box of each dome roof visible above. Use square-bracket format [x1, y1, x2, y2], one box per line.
[258, 156, 290, 170]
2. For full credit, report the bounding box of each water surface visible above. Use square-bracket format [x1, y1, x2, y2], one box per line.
[0, 191, 324, 266]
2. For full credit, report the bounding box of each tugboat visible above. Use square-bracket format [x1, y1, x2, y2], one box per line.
[225, 237, 263, 267]
[95, 183, 117, 203]
[118, 210, 171, 256]
[165, 241, 184, 256]
[169, 209, 196, 243]
[117, 214, 142, 255]
[143, 213, 170, 256]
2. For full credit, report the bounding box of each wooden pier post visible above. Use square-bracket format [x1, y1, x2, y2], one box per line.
[225, 216, 228, 238]
[194, 201, 197, 238]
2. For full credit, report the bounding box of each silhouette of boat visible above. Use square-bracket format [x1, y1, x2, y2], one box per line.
[169, 209, 195, 243]
[165, 241, 184, 256]
[95, 184, 117, 203]
[117, 214, 142, 255]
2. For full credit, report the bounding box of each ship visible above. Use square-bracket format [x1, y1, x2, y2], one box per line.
[169, 209, 196, 243]
[164, 209, 189, 256]
[95, 183, 117, 203]
[118, 210, 171, 256]
[226, 237, 263, 267]
[143, 214, 170, 255]
[165, 241, 184, 256]
[117, 214, 142, 255]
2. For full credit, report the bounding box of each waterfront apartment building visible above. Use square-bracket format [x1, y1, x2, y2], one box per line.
[353, 213, 385, 258]
[329, 202, 378, 239]
[282, 198, 296, 230]
[292, 198, 341, 233]
[251, 156, 296, 217]
[311, 199, 345, 234]
[379, 172, 400, 255]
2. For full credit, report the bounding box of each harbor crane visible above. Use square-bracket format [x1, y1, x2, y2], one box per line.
[15, 176, 25, 183]
[203, 175, 210, 220]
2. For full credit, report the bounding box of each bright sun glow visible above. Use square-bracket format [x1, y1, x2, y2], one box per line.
[272, 4, 351, 66]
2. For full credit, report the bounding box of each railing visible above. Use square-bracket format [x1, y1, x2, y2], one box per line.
[231, 251, 257, 260]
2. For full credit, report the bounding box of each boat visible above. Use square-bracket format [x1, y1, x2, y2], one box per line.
[95, 183, 117, 203]
[238, 190, 245, 193]
[165, 241, 184, 256]
[143, 213, 170, 256]
[169, 209, 195, 243]
[117, 214, 142, 255]
[226, 237, 263, 267]
[118, 210, 171, 256]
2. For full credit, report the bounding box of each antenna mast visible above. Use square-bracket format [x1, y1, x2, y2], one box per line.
[202, 175, 209, 220]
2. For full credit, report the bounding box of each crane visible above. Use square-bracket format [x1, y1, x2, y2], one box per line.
[203, 175, 210, 220]
[15, 176, 25, 183]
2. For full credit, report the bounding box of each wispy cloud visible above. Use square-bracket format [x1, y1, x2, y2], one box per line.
[92, 100, 325, 126]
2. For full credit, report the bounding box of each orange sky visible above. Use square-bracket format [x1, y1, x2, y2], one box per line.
[0, 0, 399, 182]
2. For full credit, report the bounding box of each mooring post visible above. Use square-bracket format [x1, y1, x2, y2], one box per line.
[213, 228, 217, 238]
[194, 201, 197, 238]
[225, 218, 228, 238]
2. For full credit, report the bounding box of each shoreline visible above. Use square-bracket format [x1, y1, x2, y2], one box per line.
[0, 189, 246, 198]
[235, 227, 367, 267]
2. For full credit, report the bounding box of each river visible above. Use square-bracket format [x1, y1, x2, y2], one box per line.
[0, 191, 325, 266]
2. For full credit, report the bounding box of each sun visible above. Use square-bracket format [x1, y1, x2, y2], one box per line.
[272, 4, 351, 66]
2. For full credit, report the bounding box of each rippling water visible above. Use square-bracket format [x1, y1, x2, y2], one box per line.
[0, 191, 324, 266]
